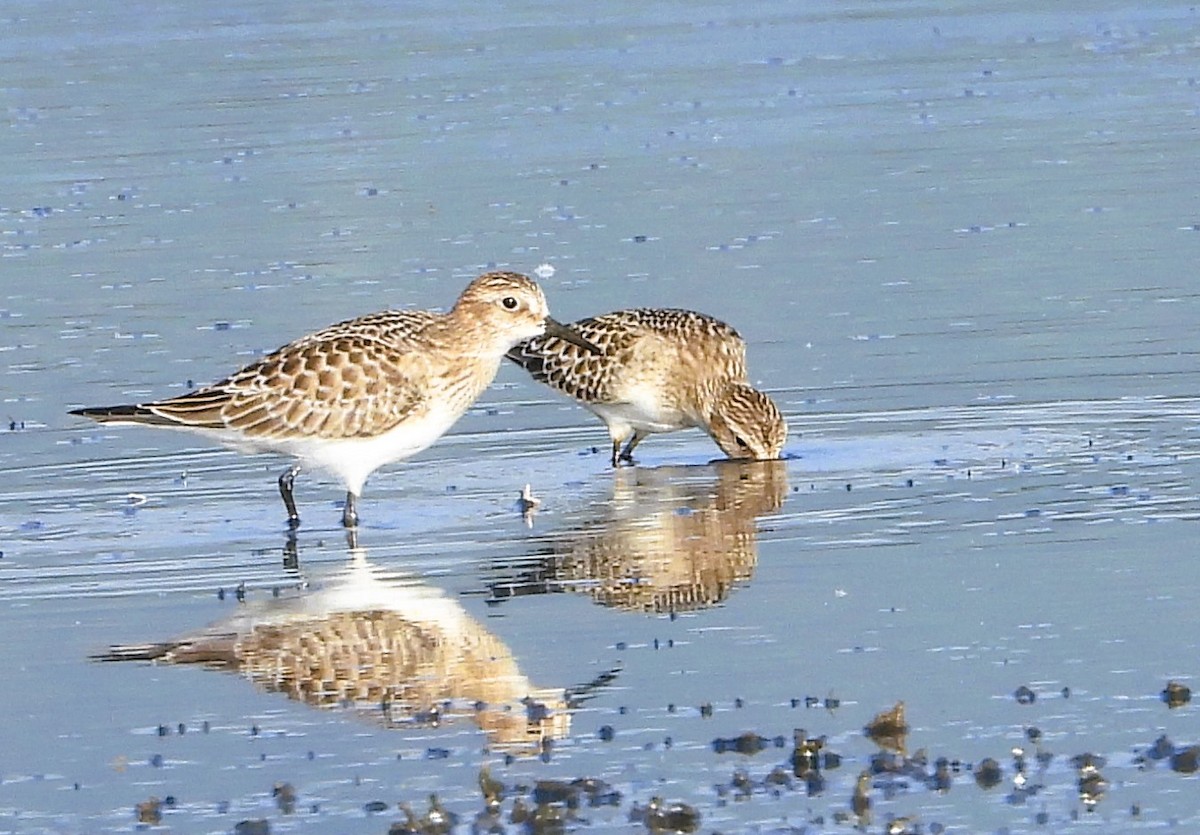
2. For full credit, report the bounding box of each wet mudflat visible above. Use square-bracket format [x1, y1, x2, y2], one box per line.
[3, 1, 1200, 833]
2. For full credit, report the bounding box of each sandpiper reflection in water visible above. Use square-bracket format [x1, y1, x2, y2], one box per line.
[489, 461, 788, 613]
[95, 544, 573, 755]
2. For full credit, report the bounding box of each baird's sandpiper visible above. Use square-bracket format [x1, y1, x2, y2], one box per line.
[506, 308, 787, 465]
[71, 271, 597, 528]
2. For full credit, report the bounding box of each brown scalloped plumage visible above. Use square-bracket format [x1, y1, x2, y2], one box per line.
[507, 308, 786, 464]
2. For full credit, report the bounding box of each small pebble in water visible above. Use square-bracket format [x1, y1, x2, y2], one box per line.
[974, 758, 1003, 790]
[1162, 680, 1191, 708]
[864, 702, 908, 747]
[135, 797, 162, 824]
[1074, 753, 1108, 807]
[712, 732, 768, 755]
[273, 782, 296, 814]
[932, 757, 952, 792]
[850, 771, 871, 823]
[631, 796, 700, 833]
[1014, 685, 1036, 705]
[1171, 745, 1200, 774]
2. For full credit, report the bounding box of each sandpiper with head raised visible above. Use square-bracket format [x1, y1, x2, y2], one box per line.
[506, 308, 787, 465]
[71, 271, 597, 528]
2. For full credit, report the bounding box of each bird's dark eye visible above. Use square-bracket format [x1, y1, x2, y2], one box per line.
[735, 437, 750, 450]
[501, 296, 519, 310]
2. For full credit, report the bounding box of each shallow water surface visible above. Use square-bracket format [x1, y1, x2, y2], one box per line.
[3, 2, 1200, 833]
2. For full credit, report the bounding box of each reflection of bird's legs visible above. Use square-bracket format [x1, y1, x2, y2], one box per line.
[344, 526, 359, 551]
[565, 664, 622, 707]
[278, 465, 302, 528]
[617, 432, 645, 466]
[342, 492, 359, 528]
[282, 529, 299, 571]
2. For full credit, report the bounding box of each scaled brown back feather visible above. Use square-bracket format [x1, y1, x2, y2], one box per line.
[73, 312, 443, 440]
[210, 332, 426, 440]
[507, 308, 746, 405]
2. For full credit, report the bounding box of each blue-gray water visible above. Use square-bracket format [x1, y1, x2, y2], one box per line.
[3, 2, 1200, 833]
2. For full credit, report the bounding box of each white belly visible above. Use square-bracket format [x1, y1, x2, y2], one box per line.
[230, 403, 463, 496]
[590, 399, 691, 435]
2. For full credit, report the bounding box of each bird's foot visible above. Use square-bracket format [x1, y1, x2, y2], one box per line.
[615, 434, 643, 467]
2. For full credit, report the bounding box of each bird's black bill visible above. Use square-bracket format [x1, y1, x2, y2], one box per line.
[544, 317, 602, 354]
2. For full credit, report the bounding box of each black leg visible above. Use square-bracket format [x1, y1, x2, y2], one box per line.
[342, 491, 359, 528]
[617, 432, 643, 466]
[278, 465, 301, 528]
